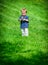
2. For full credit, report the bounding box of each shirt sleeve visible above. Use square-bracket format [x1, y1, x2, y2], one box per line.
[19, 16, 21, 19]
[18, 16, 21, 21]
[25, 16, 29, 19]
[25, 16, 29, 23]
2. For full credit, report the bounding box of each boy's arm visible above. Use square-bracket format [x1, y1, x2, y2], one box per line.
[23, 19, 29, 21]
[18, 16, 24, 21]
[23, 16, 29, 22]
[18, 16, 22, 21]
[18, 16, 29, 22]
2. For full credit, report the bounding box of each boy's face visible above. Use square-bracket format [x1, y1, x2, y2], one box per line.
[21, 9, 27, 16]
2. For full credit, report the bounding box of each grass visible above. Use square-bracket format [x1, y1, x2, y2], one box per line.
[0, 0, 48, 65]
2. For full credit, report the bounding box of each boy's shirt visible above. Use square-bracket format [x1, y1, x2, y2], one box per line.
[19, 15, 29, 28]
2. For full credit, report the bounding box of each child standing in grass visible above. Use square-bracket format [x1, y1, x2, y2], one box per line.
[19, 8, 29, 36]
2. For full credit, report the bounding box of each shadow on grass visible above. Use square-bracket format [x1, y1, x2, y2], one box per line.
[0, 42, 48, 65]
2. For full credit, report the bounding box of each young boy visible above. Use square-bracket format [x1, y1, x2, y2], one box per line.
[19, 8, 29, 36]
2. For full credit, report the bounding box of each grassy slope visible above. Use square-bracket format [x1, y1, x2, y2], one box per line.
[0, 0, 48, 65]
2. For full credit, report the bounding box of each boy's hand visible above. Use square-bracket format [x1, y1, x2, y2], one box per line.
[20, 19, 25, 21]
[19, 19, 28, 22]
[23, 19, 28, 21]
[19, 19, 22, 21]
[23, 19, 26, 21]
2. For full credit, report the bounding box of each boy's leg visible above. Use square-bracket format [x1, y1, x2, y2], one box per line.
[25, 28, 29, 36]
[21, 29, 25, 36]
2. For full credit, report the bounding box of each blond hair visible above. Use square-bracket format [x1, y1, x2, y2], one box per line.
[22, 8, 27, 13]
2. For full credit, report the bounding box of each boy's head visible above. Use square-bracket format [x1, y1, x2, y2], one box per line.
[21, 8, 27, 16]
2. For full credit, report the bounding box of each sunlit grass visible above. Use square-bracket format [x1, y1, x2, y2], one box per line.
[0, 0, 48, 65]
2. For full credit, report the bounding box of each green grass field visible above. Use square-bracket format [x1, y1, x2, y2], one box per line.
[0, 0, 48, 65]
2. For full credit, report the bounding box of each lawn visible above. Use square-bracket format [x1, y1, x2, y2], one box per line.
[0, 0, 48, 65]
